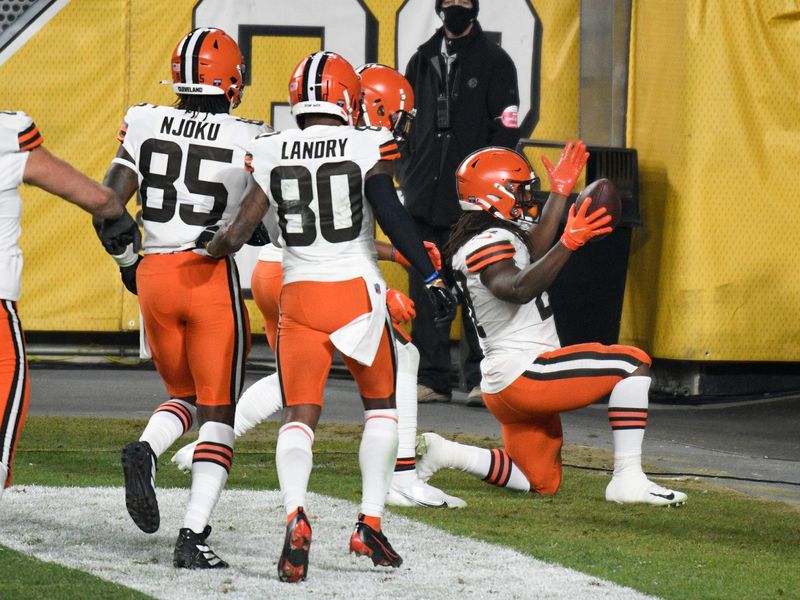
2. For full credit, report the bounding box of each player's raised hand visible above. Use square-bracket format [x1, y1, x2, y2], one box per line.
[541, 140, 589, 197]
[386, 289, 416, 324]
[559, 197, 613, 250]
[425, 277, 457, 325]
[394, 241, 442, 272]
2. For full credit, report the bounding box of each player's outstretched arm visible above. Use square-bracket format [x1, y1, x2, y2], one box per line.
[23, 145, 125, 220]
[204, 181, 270, 257]
[365, 161, 456, 323]
[93, 154, 142, 255]
[483, 196, 612, 304]
[530, 140, 589, 260]
[364, 162, 436, 280]
[480, 244, 572, 305]
[374, 239, 442, 271]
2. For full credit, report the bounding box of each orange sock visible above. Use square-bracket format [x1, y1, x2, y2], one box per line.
[363, 514, 381, 531]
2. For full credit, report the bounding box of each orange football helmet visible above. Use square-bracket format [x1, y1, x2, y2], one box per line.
[171, 28, 245, 107]
[456, 147, 539, 222]
[289, 51, 361, 126]
[356, 63, 416, 141]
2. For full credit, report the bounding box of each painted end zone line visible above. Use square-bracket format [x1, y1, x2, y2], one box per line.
[0, 486, 656, 599]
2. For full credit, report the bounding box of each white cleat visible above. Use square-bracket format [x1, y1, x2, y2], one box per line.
[605, 474, 688, 506]
[415, 432, 454, 483]
[171, 441, 198, 474]
[386, 474, 466, 508]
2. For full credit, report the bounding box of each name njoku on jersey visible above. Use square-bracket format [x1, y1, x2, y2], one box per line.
[281, 138, 349, 160]
[159, 116, 220, 141]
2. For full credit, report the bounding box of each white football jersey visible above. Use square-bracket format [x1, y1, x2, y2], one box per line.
[452, 227, 561, 393]
[0, 111, 43, 301]
[114, 104, 269, 253]
[246, 124, 399, 285]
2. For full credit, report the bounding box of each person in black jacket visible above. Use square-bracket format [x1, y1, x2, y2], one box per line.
[397, 0, 521, 405]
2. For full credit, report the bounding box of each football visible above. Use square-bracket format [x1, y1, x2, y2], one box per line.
[574, 178, 621, 240]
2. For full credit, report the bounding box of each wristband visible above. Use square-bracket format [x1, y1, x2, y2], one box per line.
[111, 243, 140, 267]
[424, 270, 440, 284]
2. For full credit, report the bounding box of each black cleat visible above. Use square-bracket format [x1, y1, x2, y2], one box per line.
[349, 516, 403, 568]
[173, 526, 228, 569]
[278, 507, 313, 583]
[121, 441, 159, 533]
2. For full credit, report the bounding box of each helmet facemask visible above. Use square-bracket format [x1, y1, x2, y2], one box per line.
[510, 176, 541, 226]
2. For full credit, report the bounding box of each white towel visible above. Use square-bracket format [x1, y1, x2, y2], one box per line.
[329, 275, 387, 366]
[139, 308, 152, 360]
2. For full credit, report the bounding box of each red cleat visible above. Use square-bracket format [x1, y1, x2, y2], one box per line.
[278, 507, 312, 583]
[349, 515, 403, 568]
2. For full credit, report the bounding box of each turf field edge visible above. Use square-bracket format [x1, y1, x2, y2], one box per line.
[7, 416, 800, 600]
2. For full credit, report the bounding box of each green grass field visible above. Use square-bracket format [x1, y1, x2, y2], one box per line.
[3, 416, 799, 600]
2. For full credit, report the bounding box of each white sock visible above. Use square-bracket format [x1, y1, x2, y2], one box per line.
[608, 376, 651, 477]
[394, 341, 419, 473]
[140, 399, 195, 457]
[183, 421, 234, 533]
[437, 438, 530, 491]
[234, 373, 283, 437]
[276, 422, 314, 516]
[359, 409, 398, 517]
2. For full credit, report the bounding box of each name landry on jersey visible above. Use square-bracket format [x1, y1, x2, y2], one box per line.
[281, 138, 349, 160]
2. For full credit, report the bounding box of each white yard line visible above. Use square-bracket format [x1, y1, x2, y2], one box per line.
[0, 486, 656, 599]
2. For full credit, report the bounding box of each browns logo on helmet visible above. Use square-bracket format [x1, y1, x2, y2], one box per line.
[456, 147, 540, 222]
[289, 51, 361, 126]
[171, 28, 245, 108]
[356, 63, 416, 141]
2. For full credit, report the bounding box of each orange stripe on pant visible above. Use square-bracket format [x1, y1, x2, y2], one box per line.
[137, 252, 250, 407]
[483, 342, 648, 494]
[277, 278, 395, 407]
[251, 260, 282, 350]
[0, 300, 29, 488]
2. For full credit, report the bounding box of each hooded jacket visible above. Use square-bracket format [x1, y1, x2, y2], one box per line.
[397, 22, 520, 227]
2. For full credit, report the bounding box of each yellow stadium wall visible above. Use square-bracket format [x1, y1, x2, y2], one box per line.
[621, 0, 800, 361]
[0, 0, 578, 340]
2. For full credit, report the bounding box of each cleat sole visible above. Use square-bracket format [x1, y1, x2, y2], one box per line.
[122, 442, 159, 533]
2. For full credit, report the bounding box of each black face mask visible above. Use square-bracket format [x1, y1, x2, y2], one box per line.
[441, 6, 474, 37]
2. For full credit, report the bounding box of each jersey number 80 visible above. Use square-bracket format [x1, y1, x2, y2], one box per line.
[269, 160, 364, 247]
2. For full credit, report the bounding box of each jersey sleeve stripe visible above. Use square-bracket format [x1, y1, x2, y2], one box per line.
[465, 242, 515, 265]
[18, 124, 43, 151]
[379, 139, 398, 151]
[467, 250, 516, 272]
[379, 150, 401, 161]
[18, 132, 43, 152]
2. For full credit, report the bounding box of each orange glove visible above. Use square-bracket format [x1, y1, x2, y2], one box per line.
[386, 289, 416, 324]
[541, 140, 589, 196]
[560, 197, 613, 250]
[393, 241, 442, 272]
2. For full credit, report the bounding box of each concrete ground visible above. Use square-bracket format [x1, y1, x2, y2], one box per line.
[25, 358, 800, 508]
